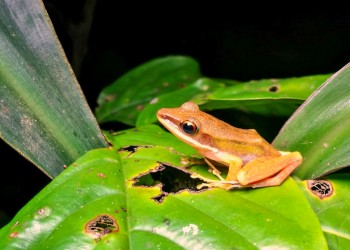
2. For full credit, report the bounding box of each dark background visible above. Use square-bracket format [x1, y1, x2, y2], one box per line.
[2, 1, 350, 224]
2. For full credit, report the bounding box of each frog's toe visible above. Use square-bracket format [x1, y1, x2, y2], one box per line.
[197, 182, 241, 190]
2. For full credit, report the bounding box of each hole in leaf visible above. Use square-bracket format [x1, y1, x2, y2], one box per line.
[307, 180, 333, 199]
[118, 145, 152, 157]
[85, 214, 119, 240]
[133, 162, 207, 203]
[118, 145, 152, 153]
[268, 85, 279, 92]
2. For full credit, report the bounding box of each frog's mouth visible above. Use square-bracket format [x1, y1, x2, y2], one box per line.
[157, 113, 178, 130]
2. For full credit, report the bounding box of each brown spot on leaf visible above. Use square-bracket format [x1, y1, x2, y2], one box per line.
[307, 180, 333, 199]
[104, 94, 117, 102]
[85, 214, 119, 240]
[10, 232, 18, 238]
[97, 173, 106, 178]
[150, 97, 158, 104]
[268, 85, 279, 92]
[178, 82, 186, 88]
[35, 207, 51, 219]
[37, 208, 46, 215]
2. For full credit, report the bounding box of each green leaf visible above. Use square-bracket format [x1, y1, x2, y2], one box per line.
[0, 126, 327, 249]
[136, 78, 225, 126]
[95, 56, 202, 126]
[0, 0, 106, 178]
[273, 63, 350, 179]
[200, 74, 330, 116]
[297, 174, 350, 248]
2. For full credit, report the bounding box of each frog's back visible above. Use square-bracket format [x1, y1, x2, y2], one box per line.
[197, 111, 281, 158]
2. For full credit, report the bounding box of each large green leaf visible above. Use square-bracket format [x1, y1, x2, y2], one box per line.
[0, 0, 106, 177]
[0, 126, 327, 249]
[95, 56, 202, 126]
[297, 174, 350, 248]
[199, 74, 330, 116]
[273, 63, 350, 179]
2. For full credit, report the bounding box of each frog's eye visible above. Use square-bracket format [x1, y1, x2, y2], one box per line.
[181, 120, 198, 135]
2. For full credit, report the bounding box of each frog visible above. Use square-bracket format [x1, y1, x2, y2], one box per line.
[156, 101, 302, 189]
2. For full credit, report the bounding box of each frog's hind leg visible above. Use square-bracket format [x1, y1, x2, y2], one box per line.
[237, 152, 302, 188]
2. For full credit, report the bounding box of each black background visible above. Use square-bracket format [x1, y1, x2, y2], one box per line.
[2, 2, 350, 223]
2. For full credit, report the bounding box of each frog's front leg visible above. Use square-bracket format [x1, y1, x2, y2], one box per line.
[236, 151, 302, 188]
[205, 155, 243, 181]
[203, 158, 225, 181]
[193, 156, 244, 190]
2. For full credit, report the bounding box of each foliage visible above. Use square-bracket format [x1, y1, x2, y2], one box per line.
[0, 1, 349, 249]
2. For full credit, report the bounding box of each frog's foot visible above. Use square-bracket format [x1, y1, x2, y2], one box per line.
[191, 173, 242, 190]
[197, 182, 242, 190]
[209, 168, 225, 181]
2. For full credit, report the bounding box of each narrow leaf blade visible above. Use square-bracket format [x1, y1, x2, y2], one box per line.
[0, 0, 107, 177]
